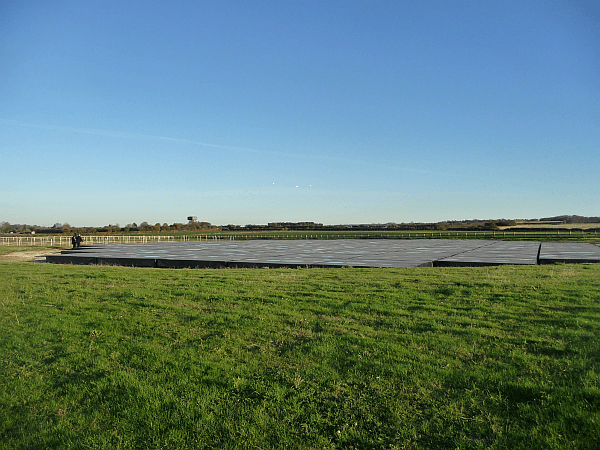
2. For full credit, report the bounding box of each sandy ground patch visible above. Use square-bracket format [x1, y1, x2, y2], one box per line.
[0, 250, 62, 263]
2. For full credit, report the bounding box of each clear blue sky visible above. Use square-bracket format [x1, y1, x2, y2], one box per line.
[1, 1, 599, 227]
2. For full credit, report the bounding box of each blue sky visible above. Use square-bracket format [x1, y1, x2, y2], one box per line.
[1, 0, 599, 227]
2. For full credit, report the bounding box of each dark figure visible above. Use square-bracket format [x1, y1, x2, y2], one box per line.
[72, 234, 77, 249]
[76, 234, 83, 248]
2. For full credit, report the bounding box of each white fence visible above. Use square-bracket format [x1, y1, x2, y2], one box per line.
[0, 235, 178, 247]
[1, 230, 598, 247]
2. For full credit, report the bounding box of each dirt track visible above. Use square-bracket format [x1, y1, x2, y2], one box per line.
[0, 250, 62, 263]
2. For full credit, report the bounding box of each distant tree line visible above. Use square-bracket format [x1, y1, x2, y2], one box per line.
[538, 215, 600, 224]
[221, 220, 518, 232]
[0, 220, 216, 235]
[4, 216, 599, 236]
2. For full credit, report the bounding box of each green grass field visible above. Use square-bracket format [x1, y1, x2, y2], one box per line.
[1, 258, 599, 449]
[227, 229, 593, 246]
[3, 227, 600, 249]
[177, 229, 600, 243]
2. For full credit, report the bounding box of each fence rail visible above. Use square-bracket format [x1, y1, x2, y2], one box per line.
[1, 229, 599, 247]
[0, 235, 177, 247]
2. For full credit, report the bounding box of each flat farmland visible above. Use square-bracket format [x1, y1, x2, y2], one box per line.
[500, 222, 600, 230]
[1, 259, 599, 449]
[217, 229, 600, 242]
[3, 226, 600, 250]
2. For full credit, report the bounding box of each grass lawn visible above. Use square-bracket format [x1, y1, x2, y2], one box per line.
[214, 230, 600, 243]
[1, 261, 599, 449]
